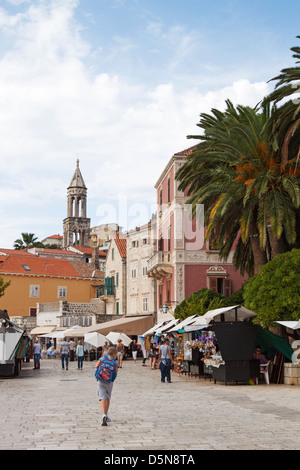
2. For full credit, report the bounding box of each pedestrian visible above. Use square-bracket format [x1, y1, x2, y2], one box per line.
[102, 341, 109, 358]
[116, 339, 125, 368]
[69, 338, 75, 362]
[95, 346, 118, 427]
[60, 337, 70, 370]
[149, 344, 156, 370]
[131, 339, 138, 363]
[33, 339, 41, 369]
[159, 338, 173, 383]
[76, 340, 85, 370]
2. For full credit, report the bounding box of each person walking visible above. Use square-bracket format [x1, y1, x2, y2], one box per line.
[69, 338, 75, 362]
[149, 344, 156, 370]
[116, 339, 125, 368]
[33, 339, 41, 369]
[159, 338, 173, 383]
[131, 339, 138, 364]
[95, 346, 118, 426]
[76, 340, 85, 370]
[101, 341, 109, 358]
[60, 337, 70, 370]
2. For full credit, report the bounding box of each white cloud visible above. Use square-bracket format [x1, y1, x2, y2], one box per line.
[0, 0, 270, 247]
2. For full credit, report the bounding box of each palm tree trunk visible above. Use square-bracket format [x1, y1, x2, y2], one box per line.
[281, 118, 300, 164]
[249, 220, 268, 269]
[267, 226, 287, 258]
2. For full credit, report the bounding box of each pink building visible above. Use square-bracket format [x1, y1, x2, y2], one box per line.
[147, 146, 248, 316]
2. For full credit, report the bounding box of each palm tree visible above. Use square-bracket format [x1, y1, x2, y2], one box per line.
[262, 36, 300, 248]
[262, 36, 300, 164]
[176, 101, 300, 276]
[13, 233, 40, 250]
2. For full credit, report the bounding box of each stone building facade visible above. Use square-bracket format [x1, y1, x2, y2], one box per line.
[126, 222, 157, 319]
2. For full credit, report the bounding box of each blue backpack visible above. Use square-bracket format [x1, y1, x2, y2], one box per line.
[95, 357, 117, 383]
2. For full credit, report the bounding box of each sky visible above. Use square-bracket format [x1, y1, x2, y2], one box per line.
[0, 0, 299, 247]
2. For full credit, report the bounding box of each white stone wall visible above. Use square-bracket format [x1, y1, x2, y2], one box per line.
[126, 224, 156, 318]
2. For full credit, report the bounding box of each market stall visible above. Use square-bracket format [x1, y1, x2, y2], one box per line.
[0, 309, 31, 377]
[172, 306, 261, 384]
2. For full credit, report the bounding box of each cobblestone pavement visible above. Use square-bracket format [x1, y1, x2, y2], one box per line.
[1, 357, 300, 450]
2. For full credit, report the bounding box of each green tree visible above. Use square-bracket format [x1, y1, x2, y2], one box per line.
[0, 277, 11, 298]
[243, 249, 300, 328]
[14, 233, 40, 250]
[174, 288, 223, 320]
[176, 101, 300, 275]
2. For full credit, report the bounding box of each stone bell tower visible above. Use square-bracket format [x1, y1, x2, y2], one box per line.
[63, 159, 91, 248]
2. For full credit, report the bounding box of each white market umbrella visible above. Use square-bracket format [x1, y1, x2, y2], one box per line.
[106, 332, 132, 347]
[84, 332, 108, 348]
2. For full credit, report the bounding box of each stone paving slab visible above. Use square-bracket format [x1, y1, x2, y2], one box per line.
[0, 358, 300, 450]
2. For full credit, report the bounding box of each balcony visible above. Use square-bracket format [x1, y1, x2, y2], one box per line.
[147, 251, 173, 281]
[97, 278, 115, 303]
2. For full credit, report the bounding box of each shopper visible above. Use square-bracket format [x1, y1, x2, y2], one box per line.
[101, 341, 109, 358]
[76, 340, 85, 370]
[116, 339, 125, 368]
[95, 346, 118, 426]
[60, 337, 70, 370]
[33, 339, 41, 369]
[69, 338, 75, 362]
[159, 338, 173, 383]
[131, 339, 138, 363]
[149, 344, 156, 370]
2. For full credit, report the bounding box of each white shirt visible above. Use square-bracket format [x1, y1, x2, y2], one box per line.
[33, 343, 41, 354]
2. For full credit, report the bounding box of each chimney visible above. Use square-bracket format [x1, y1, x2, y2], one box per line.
[91, 247, 100, 270]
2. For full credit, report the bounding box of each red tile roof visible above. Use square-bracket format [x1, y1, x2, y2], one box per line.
[174, 145, 198, 156]
[34, 248, 82, 256]
[0, 253, 102, 279]
[0, 249, 34, 256]
[70, 246, 107, 257]
[115, 236, 127, 258]
[46, 234, 63, 239]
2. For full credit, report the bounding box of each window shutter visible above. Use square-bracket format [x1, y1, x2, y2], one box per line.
[209, 277, 218, 292]
[224, 279, 231, 297]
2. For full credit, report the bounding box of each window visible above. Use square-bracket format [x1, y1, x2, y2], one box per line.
[167, 226, 171, 252]
[131, 297, 137, 314]
[142, 238, 148, 245]
[132, 240, 138, 248]
[112, 247, 114, 261]
[22, 264, 31, 271]
[143, 297, 148, 312]
[131, 262, 137, 279]
[159, 189, 163, 211]
[30, 285, 40, 298]
[105, 276, 115, 295]
[116, 301, 119, 315]
[167, 178, 171, 203]
[142, 260, 148, 277]
[58, 286, 67, 299]
[209, 278, 231, 297]
[30, 308, 37, 317]
[116, 272, 119, 288]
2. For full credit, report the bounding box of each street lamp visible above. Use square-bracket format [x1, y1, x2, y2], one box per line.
[161, 304, 169, 314]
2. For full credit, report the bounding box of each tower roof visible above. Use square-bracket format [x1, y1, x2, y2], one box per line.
[68, 159, 87, 189]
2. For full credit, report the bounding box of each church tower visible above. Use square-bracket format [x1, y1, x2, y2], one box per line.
[63, 159, 91, 248]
